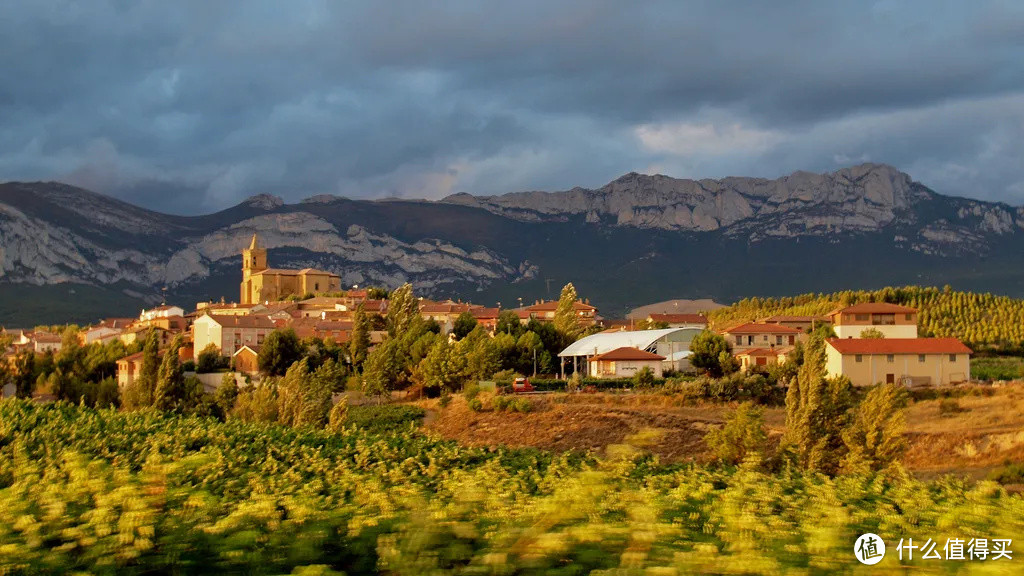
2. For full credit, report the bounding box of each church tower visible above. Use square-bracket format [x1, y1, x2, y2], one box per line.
[241, 233, 268, 304]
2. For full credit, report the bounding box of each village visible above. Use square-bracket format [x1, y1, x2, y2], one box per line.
[1, 234, 973, 399]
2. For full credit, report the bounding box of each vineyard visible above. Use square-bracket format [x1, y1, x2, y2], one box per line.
[2, 399, 1024, 574]
[709, 286, 1024, 351]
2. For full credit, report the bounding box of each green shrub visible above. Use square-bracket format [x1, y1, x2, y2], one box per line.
[345, 404, 425, 431]
[438, 393, 452, 409]
[468, 398, 483, 412]
[939, 398, 968, 416]
[512, 398, 533, 413]
[988, 462, 1024, 484]
[463, 382, 481, 401]
[491, 396, 511, 411]
[632, 367, 656, 389]
[704, 402, 768, 465]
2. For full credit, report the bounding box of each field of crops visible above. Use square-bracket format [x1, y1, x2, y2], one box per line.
[2, 399, 1024, 574]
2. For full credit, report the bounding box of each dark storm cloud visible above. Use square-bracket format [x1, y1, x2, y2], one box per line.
[1, 0, 1022, 213]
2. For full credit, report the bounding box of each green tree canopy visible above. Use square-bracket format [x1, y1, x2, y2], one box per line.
[259, 329, 303, 376]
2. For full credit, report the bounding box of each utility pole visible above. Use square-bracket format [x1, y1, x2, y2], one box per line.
[533, 348, 537, 377]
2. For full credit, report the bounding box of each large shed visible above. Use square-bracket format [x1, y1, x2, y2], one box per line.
[558, 327, 703, 377]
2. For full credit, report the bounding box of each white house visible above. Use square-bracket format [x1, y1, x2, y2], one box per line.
[588, 347, 665, 378]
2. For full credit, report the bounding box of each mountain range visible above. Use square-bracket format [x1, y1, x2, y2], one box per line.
[2, 163, 1024, 325]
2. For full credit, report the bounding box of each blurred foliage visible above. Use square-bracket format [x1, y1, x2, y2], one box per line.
[2, 399, 1024, 574]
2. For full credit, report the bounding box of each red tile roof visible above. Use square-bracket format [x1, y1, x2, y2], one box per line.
[830, 302, 917, 315]
[761, 315, 829, 323]
[524, 300, 596, 312]
[826, 338, 972, 355]
[470, 307, 500, 319]
[199, 314, 277, 329]
[721, 322, 803, 334]
[648, 313, 707, 324]
[590, 347, 665, 362]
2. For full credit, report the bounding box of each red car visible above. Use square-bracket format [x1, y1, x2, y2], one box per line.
[512, 377, 534, 393]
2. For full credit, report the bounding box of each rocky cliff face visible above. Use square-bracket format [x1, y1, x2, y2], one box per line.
[444, 163, 1024, 239]
[2, 164, 1024, 323]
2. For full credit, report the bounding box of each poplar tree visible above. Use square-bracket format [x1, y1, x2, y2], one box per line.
[349, 302, 371, 371]
[554, 282, 582, 339]
[153, 335, 185, 410]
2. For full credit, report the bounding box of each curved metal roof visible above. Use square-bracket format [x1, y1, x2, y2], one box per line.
[559, 327, 699, 357]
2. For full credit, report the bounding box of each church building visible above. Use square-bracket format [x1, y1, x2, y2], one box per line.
[240, 234, 341, 304]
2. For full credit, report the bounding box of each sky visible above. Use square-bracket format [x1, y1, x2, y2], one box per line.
[1, 1, 1023, 214]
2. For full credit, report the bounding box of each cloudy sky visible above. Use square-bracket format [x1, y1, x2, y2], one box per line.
[1, 1, 1023, 214]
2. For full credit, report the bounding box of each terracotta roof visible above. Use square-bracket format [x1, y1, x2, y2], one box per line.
[524, 300, 596, 312]
[199, 314, 277, 329]
[233, 345, 259, 357]
[761, 315, 829, 323]
[32, 332, 62, 343]
[117, 351, 146, 363]
[252, 268, 339, 277]
[420, 303, 477, 314]
[470, 307, 500, 319]
[721, 322, 803, 334]
[589, 347, 665, 362]
[648, 313, 707, 324]
[830, 302, 917, 315]
[826, 338, 972, 355]
[98, 317, 136, 329]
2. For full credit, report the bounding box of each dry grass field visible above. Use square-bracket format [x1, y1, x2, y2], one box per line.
[421, 384, 1024, 478]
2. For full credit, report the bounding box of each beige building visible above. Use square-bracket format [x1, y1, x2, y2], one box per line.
[240, 234, 341, 304]
[721, 323, 803, 351]
[737, 346, 793, 372]
[192, 314, 277, 360]
[829, 303, 918, 339]
[760, 315, 829, 332]
[116, 351, 146, 388]
[519, 299, 600, 326]
[588, 347, 664, 378]
[825, 338, 971, 387]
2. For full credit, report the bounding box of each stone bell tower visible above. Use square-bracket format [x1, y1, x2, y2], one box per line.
[240, 233, 268, 304]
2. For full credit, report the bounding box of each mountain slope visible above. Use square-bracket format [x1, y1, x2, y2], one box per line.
[3, 164, 1024, 324]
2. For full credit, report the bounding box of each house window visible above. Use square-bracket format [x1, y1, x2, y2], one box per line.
[855, 355, 862, 363]
[905, 314, 914, 321]
[315, 282, 320, 291]
[855, 314, 869, 321]
[949, 354, 957, 362]
[918, 354, 926, 363]
[762, 335, 769, 342]
[886, 354, 894, 362]
[775, 335, 783, 345]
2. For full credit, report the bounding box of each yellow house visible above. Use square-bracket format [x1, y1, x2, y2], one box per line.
[240, 234, 341, 304]
[736, 346, 793, 371]
[825, 338, 971, 387]
[721, 323, 804, 351]
[588, 347, 665, 378]
[192, 314, 277, 360]
[828, 303, 918, 339]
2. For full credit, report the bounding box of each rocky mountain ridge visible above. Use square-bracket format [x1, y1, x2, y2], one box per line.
[443, 163, 1022, 240]
[3, 164, 1024, 323]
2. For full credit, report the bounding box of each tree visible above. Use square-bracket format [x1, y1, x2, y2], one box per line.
[196, 343, 224, 373]
[495, 310, 524, 338]
[277, 359, 332, 427]
[214, 373, 240, 417]
[459, 326, 499, 381]
[705, 402, 769, 465]
[841, 383, 909, 473]
[327, 397, 349, 432]
[689, 330, 734, 378]
[783, 332, 854, 474]
[859, 328, 885, 339]
[420, 338, 467, 394]
[452, 312, 478, 340]
[386, 283, 420, 338]
[153, 335, 185, 411]
[362, 339, 402, 401]
[553, 283, 582, 339]
[349, 303, 371, 371]
[633, 366, 656, 388]
[232, 382, 279, 423]
[366, 286, 389, 300]
[259, 329, 303, 376]
[11, 350, 35, 398]
[124, 330, 160, 409]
